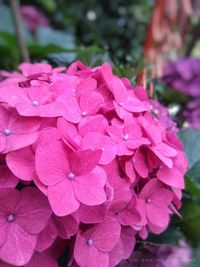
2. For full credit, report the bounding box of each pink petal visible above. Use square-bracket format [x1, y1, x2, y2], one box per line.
[0, 223, 37, 266]
[147, 204, 170, 228]
[0, 165, 18, 188]
[155, 142, 177, 157]
[106, 125, 123, 142]
[48, 180, 80, 216]
[157, 166, 185, 189]
[16, 187, 52, 235]
[82, 132, 117, 165]
[151, 147, 173, 168]
[78, 115, 108, 136]
[3, 131, 39, 154]
[57, 95, 81, 123]
[54, 215, 78, 239]
[133, 150, 148, 178]
[73, 167, 106, 206]
[36, 141, 69, 186]
[79, 92, 103, 115]
[69, 149, 102, 176]
[109, 227, 136, 267]
[90, 216, 121, 252]
[57, 117, 81, 150]
[78, 204, 106, 224]
[74, 232, 109, 267]
[36, 218, 58, 252]
[24, 252, 58, 267]
[6, 146, 35, 181]
[19, 63, 52, 75]
[122, 97, 148, 112]
[76, 77, 97, 95]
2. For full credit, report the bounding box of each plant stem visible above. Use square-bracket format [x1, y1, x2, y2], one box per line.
[9, 0, 30, 62]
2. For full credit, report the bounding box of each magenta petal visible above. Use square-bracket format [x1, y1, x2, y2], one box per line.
[82, 132, 117, 165]
[157, 166, 185, 189]
[24, 251, 58, 267]
[54, 215, 78, 239]
[155, 142, 177, 157]
[36, 141, 69, 186]
[69, 149, 102, 176]
[78, 204, 106, 224]
[91, 217, 121, 252]
[74, 232, 109, 267]
[48, 180, 80, 216]
[6, 146, 35, 181]
[0, 165, 18, 188]
[73, 168, 106, 206]
[133, 150, 148, 178]
[58, 95, 81, 123]
[0, 223, 37, 266]
[36, 219, 58, 252]
[80, 92, 103, 115]
[78, 115, 108, 136]
[3, 132, 39, 154]
[16, 187, 52, 235]
[147, 204, 170, 228]
[109, 227, 136, 267]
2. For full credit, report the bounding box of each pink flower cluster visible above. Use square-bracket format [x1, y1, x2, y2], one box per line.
[0, 61, 187, 267]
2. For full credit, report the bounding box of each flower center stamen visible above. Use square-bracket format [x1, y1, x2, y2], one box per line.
[32, 100, 39, 106]
[68, 172, 75, 180]
[87, 239, 93, 246]
[7, 214, 15, 223]
[3, 129, 12, 136]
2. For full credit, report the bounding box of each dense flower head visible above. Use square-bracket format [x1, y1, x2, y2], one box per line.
[0, 61, 187, 266]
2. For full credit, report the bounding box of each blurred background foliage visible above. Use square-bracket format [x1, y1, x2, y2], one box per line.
[0, 0, 154, 75]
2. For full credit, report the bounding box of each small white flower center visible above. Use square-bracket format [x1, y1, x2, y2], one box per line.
[3, 129, 12, 136]
[123, 134, 129, 141]
[32, 100, 39, 106]
[81, 111, 87, 117]
[87, 239, 93, 246]
[68, 172, 75, 180]
[7, 213, 15, 222]
[146, 198, 151, 204]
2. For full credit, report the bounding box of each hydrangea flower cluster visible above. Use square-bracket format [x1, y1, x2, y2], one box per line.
[0, 61, 187, 267]
[162, 58, 200, 128]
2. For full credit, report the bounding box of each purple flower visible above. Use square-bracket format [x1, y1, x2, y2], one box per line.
[162, 58, 200, 97]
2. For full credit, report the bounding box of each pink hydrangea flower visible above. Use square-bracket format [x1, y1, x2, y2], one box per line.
[0, 106, 40, 154]
[36, 141, 106, 216]
[0, 188, 52, 265]
[0, 61, 188, 267]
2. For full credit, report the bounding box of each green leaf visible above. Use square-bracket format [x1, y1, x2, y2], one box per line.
[35, 27, 75, 49]
[177, 199, 200, 246]
[187, 246, 200, 267]
[185, 176, 200, 198]
[0, 4, 32, 43]
[140, 226, 184, 247]
[178, 129, 200, 169]
[188, 161, 200, 188]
